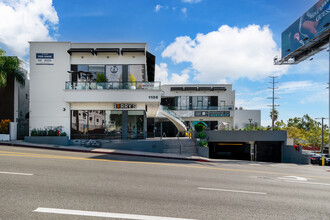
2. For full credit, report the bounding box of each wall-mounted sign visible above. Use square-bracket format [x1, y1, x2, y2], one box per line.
[106, 65, 122, 81]
[114, 104, 137, 109]
[36, 53, 54, 65]
[209, 111, 230, 117]
[195, 111, 208, 117]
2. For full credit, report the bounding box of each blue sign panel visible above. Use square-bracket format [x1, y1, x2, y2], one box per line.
[282, 0, 330, 59]
[36, 53, 54, 65]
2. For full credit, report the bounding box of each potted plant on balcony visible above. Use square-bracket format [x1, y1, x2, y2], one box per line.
[96, 73, 107, 89]
[129, 73, 136, 90]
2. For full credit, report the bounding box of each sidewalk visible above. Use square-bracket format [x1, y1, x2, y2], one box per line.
[0, 140, 212, 162]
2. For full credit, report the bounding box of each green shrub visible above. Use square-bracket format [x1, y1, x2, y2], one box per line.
[199, 140, 208, 147]
[197, 132, 206, 139]
[96, 73, 107, 83]
[0, 119, 10, 134]
[194, 124, 205, 132]
[59, 131, 67, 136]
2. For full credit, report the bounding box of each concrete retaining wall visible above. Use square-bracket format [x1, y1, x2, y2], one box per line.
[206, 130, 287, 142]
[25, 136, 70, 146]
[282, 145, 310, 164]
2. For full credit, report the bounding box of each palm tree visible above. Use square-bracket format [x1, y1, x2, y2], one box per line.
[0, 49, 26, 88]
[270, 109, 278, 130]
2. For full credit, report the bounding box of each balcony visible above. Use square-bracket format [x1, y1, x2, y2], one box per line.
[64, 81, 161, 103]
[165, 106, 234, 111]
[65, 81, 161, 90]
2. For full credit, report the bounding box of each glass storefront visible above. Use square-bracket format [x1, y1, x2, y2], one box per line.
[71, 110, 145, 139]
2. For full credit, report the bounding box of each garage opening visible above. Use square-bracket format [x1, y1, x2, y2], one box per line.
[209, 142, 250, 160]
[255, 141, 282, 163]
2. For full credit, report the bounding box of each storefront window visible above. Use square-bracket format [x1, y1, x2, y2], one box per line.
[127, 111, 144, 139]
[71, 110, 89, 139]
[105, 110, 122, 139]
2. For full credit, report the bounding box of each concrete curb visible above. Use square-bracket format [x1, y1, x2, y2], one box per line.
[0, 142, 211, 163]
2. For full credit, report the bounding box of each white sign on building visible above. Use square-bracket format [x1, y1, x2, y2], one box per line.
[36, 53, 54, 65]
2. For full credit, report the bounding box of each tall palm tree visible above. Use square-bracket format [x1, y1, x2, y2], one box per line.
[0, 49, 26, 88]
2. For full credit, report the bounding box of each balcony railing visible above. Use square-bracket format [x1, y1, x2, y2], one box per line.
[165, 106, 234, 111]
[65, 81, 161, 90]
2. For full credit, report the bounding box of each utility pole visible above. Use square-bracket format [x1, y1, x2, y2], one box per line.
[316, 117, 328, 154]
[268, 76, 279, 130]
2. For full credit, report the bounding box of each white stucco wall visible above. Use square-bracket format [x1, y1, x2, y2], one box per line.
[29, 42, 71, 135]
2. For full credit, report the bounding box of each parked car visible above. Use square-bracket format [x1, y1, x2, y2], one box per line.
[310, 155, 322, 164]
[311, 154, 330, 165]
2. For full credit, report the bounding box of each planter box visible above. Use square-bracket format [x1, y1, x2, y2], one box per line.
[25, 136, 69, 146]
[197, 146, 209, 158]
[0, 134, 10, 141]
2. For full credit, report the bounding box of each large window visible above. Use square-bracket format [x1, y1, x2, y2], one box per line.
[105, 110, 122, 139]
[71, 110, 105, 139]
[127, 111, 144, 139]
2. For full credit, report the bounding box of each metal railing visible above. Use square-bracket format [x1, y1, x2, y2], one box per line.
[160, 105, 187, 126]
[65, 81, 161, 90]
[164, 106, 234, 111]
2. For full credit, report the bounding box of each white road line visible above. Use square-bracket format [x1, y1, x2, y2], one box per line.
[33, 208, 196, 220]
[0, 171, 33, 176]
[285, 180, 330, 186]
[198, 187, 266, 195]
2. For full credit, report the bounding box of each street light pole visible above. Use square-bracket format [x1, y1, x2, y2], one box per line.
[316, 117, 328, 154]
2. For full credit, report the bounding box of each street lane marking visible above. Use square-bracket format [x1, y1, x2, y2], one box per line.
[0, 171, 33, 176]
[33, 207, 196, 220]
[198, 187, 266, 195]
[277, 176, 309, 181]
[284, 180, 330, 186]
[1, 150, 330, 180]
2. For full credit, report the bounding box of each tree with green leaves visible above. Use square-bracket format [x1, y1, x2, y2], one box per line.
[0, 49, 25, 88]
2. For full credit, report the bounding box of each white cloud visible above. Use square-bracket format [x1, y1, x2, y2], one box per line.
[162, 25, 288, 82]
[155, 4, 162, 12]
[0, 0, 59, 57]
[182, 0, 201, 3]
[155, 63, 190, 84]
[181, 7, 187, 15]
[278, 80, 322, 94]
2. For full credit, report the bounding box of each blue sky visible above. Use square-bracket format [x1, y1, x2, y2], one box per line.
[0, 0, 328, 126]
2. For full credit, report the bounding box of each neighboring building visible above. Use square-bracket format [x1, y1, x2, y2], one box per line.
[152, 84, 261, 137]
[29, 42, 160, 140]
[0, 61, 29, 139]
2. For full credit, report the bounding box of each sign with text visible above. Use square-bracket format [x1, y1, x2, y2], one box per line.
[36, 53, 54, 65]
[114, 104, 137, 109]
[209, 111, 230, 117]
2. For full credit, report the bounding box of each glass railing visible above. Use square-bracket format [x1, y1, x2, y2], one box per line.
[164, 106, 234, 111]
[65, 81, 161, 90]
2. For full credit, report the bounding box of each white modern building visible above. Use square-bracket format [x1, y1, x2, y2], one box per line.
[29, 42, 161, 140]
[29, 41, 261, 140]
[151, 84, 261, 137]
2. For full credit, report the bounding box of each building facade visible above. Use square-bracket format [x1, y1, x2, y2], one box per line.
[29, 42, 160, 140]
[151, 84, 261, 137]
[29, 42, 261, 140]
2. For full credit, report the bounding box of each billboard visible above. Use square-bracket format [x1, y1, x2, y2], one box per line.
[282, 0, 330, 59]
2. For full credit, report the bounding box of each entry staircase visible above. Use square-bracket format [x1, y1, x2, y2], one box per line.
[158, 105, 187, 134]
[162, 138, 198, 156]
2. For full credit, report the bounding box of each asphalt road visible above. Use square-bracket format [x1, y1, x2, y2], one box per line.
[0, 145, 330, 220]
